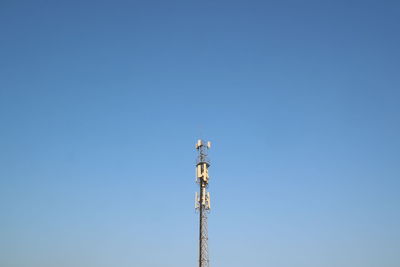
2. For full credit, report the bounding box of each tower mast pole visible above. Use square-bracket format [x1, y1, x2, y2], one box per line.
[195, 140, 211, 267]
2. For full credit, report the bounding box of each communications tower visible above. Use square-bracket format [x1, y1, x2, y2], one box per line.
[195, 139, 211, 267]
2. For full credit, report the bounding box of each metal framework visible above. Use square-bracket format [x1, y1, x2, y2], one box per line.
[195, 140, 211, 267]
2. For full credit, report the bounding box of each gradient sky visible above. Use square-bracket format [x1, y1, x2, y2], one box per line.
[1, 1, 399, 267]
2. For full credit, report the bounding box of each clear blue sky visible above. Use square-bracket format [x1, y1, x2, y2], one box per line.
[1, 1, 399, 266]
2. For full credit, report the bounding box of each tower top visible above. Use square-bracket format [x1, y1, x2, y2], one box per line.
[196, 139, 211, 150]
[196, 139, 211, 166]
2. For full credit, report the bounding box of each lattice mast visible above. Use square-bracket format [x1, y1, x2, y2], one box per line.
[195, 140, 211, 267]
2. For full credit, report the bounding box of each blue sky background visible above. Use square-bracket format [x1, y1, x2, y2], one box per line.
[1, 1, 399, 266]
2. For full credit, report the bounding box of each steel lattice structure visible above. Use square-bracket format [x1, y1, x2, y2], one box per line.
[195, 140, 211, 267]
[199, 207, 209, 266]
